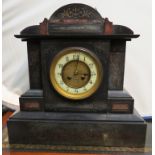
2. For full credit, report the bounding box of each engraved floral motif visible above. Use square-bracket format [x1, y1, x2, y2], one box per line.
[50, 4, 102, 20]
[59, 7, 95, 19]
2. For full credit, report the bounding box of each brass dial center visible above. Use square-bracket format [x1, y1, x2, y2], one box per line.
[62, 60, 90, 89]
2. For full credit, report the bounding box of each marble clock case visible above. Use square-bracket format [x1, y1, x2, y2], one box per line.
[7, 3, 146, 150]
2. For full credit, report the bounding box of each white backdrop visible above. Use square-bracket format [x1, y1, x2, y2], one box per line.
[2, 0, 152, 116]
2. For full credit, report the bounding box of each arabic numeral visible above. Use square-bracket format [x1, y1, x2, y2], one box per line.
[74, 89, 78, 93]
[57, 72, 61, 76]
[91, 71, 96, 76]
[58, 64, 63, 68]
[83, 87, 87, 91]
[73, 54, 79, 60]
[60, 81, 64, 85]
[89, 64, 94, 68]
[89, 80, 93, 84]
[65, 56, 69, 62]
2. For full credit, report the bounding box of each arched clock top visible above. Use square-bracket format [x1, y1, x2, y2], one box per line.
[16, 3, 139, 39]
[49, 3, 103, 21]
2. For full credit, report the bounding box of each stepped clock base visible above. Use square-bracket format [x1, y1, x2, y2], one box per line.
[7, 110, 146, 148]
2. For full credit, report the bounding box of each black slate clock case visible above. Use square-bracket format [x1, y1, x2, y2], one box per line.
[7, 3, 146, 150]
[18, 4, 135, 113]
[42, 40, 109, 112]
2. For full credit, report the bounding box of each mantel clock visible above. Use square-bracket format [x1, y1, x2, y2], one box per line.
[7, 3, 146, 151]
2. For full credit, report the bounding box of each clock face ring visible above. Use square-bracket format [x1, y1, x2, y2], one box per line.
[49, 47, 103, 100]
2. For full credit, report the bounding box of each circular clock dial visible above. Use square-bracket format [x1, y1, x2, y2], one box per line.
[50, 47, 103, 100]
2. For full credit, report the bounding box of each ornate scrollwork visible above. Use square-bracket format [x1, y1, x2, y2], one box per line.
[49, 3, 102, 21]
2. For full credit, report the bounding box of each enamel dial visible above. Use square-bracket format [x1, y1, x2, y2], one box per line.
[50, 47, 103, 100]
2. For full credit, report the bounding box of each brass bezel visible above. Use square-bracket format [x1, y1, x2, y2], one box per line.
[49, 47, 103, 100]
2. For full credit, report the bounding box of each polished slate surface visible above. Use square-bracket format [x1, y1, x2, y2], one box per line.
[3, 123, 152, 154]
[11, 109, 144, 122]
[3, 108, 151, 154]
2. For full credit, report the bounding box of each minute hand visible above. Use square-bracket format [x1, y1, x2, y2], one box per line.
[74, 57, 79, 75]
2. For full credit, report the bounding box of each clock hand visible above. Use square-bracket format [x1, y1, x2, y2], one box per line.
[74, 56, 79, 75]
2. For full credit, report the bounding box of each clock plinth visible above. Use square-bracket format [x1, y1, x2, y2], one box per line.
[7, 3, 146, 150]
[8, 110, 146, 150]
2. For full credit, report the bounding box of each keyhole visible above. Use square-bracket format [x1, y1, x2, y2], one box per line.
[67, 76, 72, 80]
[81, 75, 85, 80]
